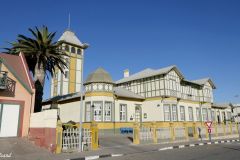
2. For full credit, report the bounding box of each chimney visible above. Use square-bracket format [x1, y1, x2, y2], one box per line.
[124, 69, 129, 78]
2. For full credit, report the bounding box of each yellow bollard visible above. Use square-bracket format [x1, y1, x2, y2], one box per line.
[56, 120, 63, 154]
[230, 122, 233, 135]
[183, 122, 189, 141]
[133, 123, 140, 145]
[214, 122, 218, 137]
[223, 123, 226, 136]
[151, 122, 157, 144]
[91, 121, 99, 150]
[170, 123, 175, 141]
[193, 123, 198, 140]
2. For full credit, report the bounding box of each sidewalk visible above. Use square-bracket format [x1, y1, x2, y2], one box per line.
[0, 135, 239, 160]
[58, 134, 240, 160]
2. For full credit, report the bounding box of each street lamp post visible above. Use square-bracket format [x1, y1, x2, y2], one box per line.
[79, 53, 84, 152]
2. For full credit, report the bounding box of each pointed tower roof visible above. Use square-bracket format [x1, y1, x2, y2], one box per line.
[84, 67, 114, 85]
[58, 29, 83, 47]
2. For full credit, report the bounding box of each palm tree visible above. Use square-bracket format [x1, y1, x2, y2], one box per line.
[5, 26, 67, 112]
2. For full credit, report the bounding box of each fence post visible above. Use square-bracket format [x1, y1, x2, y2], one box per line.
[151, 122, 157, 144]
[183, 122, 189, 140]
[133, 123, 140, 145]
[215, 122, 218, 137]
[193, 123, 198, 140]
[230, 122, 233, 135]
[223, 122, 226, 136]
[91, 121, 99, 150]
[56, 120, 63, 154]
[170, 123, 175, 141]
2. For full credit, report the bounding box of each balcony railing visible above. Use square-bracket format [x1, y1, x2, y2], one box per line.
[0, 71, 8, 90]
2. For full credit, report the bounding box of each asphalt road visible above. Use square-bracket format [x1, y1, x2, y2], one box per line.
[103, 142, 240, 160]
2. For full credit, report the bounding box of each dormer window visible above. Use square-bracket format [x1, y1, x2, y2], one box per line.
[71, 47, 76, 53]
[65, 45, 69, 52]
[77, 49, 82, 55]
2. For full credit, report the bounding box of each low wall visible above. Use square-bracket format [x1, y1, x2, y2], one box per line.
[29, 110, 58, 153]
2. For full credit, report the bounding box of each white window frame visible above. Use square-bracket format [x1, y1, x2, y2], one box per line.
[196, 107, 200, 121]
[180, 106, 185, 121]
[120, 104, 127, 121]
[85, 102, 91, 122]
[208, 109, 212, 121]
[188, 107, 193, 121]
[93, 101, 103, 122]
[211, 110, 215, 121]
[172, 104, 178, 121]
[202, 108, 208, 121]
[164, 104, 171, 121]
[104, 102, 112, 122]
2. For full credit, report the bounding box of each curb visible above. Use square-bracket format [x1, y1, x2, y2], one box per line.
[158, 139, 240, 151]
[66, 154, 124, 160]
[67, 139, 239, 160]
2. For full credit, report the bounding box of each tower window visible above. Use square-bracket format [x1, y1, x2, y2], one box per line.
[77, 49, 82, 55]
[65, 45, 69, 52]
[71, 47, 76, 53]
[65, 71, 69, 79]
[65, 58, 70, 66]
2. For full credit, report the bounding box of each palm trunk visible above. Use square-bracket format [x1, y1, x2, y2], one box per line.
[33, 63, 45, 112]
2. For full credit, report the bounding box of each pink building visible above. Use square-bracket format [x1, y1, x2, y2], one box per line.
[0, 52, 35, 137]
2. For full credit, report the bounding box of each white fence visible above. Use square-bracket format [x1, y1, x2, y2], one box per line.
[175, 127, 185, 140]
[139, 127, 153, 142]
[217, 125, 224, 136]
[157, 128, 171, 142]
[232, 124, 238, 134]
[62, 128, 92, 152]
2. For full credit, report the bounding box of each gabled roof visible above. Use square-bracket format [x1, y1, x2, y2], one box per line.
[0, 53, 35, 94]
[42, 92, 83, 104]
[191, 78, 216, 89]
[84, 67, 114, 85]
[114, 87, 145, 100]
[212, 103, 231, 109]
[116, 65, 184, 84]
[58, 29, 83, 47]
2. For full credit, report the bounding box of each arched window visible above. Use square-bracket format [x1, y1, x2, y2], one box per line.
[77, 49, 82, 55]
[71, 47, 76, 53]
[65, 45, 69, 52]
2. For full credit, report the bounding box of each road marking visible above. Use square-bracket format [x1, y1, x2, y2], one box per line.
[159, 147, 173, 151]
[179, 145, 185, 148]
[85, 156, 100, 160]
[112, 154, 123, 157]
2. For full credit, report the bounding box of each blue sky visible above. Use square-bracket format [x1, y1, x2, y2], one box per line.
[0, 0, 240, 103]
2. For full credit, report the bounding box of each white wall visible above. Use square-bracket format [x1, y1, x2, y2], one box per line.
[30, 110, 58, 128]
[59, 101, 81, 123]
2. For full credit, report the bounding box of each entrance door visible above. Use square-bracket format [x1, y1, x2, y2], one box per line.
[0, 104, 20, 137]
[135, 105, 142, 123]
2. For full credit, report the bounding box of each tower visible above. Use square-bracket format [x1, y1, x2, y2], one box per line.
[50, 29, 88, 97]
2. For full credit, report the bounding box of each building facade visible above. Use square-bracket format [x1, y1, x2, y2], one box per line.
[0, 53, 35, 137]
[44, 67, 232, 129]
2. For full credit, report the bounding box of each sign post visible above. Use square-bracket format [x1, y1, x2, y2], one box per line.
[205, 121, 212, 142]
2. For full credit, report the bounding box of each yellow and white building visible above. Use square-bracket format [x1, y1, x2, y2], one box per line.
[46, 30, 233, 131]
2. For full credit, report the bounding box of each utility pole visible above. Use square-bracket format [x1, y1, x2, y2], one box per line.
[79, 51, 85, 152]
